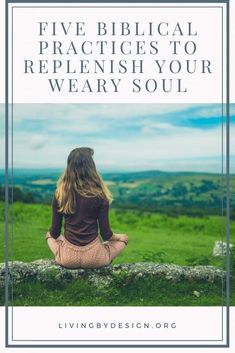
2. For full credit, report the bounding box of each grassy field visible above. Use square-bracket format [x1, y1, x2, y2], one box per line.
[5, 278, 232, 307]
[1, 201, 234, 306]
[0, 201, 234, 267]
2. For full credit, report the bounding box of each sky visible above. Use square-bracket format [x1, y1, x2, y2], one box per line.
[0, 103, 234, 173]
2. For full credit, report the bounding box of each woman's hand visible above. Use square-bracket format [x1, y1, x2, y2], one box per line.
[111, 233, 129, 245]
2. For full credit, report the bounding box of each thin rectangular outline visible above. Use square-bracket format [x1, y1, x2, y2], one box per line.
[6, 1, 229, 348]
[5, 0, 230, 3]
[4, 0, 230, 348]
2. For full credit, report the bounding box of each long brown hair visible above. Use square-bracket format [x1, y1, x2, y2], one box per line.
[55, 147, 113, 214]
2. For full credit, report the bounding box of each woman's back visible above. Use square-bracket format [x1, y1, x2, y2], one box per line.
[49, 193, 113, 246]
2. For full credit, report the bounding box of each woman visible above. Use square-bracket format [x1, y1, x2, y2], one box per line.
[45, 147, 128, 269]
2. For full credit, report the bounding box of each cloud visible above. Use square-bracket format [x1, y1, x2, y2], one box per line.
[11, 103, 196, 122]
[141, 122, 191, 135]
[29, 134, 48, 150]
[190, 104, 235, 118]
[91, 127, 222, 160]
[0, 103, 234, 172]
[7, 103, 235, 141]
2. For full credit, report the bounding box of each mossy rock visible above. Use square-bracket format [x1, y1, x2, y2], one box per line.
[0, 260, 228, 290]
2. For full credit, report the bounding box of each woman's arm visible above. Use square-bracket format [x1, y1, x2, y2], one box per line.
[97, 198, 114, 241]
[49, 194, 63, 239]
[98, 198, 128, 244]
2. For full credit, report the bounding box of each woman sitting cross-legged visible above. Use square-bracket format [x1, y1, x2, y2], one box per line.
[45, 147, 128, 269]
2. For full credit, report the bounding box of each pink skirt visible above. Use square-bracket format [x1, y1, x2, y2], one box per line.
[45, 232, 127, 269]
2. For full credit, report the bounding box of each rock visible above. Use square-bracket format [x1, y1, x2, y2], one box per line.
[193, 290, 201, 297]
[0, 260, 228, 289]
[212, 240, 234, 256]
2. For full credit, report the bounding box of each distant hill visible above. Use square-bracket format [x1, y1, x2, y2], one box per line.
[0, 169, 234, 217]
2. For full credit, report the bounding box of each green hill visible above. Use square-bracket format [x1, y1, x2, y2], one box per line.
[0, 169, 234, 217]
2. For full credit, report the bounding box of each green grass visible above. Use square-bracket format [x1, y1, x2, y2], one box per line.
[1, 201, 234, 306]
[3, 277, 234, 306]
[0, 201, 234, 268]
